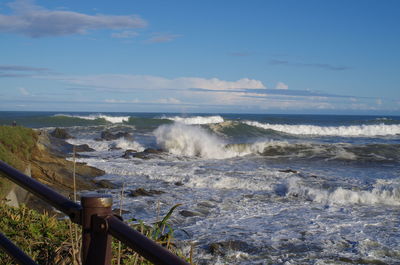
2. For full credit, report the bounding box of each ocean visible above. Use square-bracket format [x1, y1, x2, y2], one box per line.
[1, 111, 400, 264]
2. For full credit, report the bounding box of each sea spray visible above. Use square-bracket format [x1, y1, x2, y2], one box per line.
[154, 123, 233, 159]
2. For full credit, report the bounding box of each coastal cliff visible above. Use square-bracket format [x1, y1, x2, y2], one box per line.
[0, 125, 107, 209]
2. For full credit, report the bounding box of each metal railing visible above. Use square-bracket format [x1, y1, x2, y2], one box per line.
[0, 160, 189, 265]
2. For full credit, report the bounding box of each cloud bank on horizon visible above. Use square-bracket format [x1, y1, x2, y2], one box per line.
[0, 0, 399, 114]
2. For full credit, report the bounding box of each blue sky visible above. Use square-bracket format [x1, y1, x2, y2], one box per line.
[0, 0, 399, 114]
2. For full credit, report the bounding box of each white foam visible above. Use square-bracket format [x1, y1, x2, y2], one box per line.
[55, 114, 130, 123]
[286, 177, 400, 206]
[164, 115, 224, 125]
[154, 123, 234, 159]
[67, 138, 144, 152]
[244, 121, 400, 136]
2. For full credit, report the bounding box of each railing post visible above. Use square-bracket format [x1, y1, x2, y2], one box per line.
[81, 194, 113, 265]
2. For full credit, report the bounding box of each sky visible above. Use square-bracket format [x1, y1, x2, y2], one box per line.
[0, 0, 399, 114]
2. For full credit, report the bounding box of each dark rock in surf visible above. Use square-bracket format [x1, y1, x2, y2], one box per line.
[174, 181, 184, 186]
[279, 169, 299, 174]
[179, 210, 203, 217]
[74, 144, 95, 152]
[93, 179, 117, 189]
[129, 188, 165, 197]
[122, 149, 138, 158]
[123, 148, 164, 159]
[50, 128, 73, 139]
[208, 240, 255, 256]
[112, 208, 131, 215]
[143, 148, 163, 154]
[97, 131, 132, 141]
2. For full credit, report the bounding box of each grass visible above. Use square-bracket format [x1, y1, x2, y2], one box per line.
[0, 126, 37, 171]
[0, 202, 193, 264]
[0, 126, 38, 199]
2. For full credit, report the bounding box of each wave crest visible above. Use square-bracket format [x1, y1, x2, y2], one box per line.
[244, 121, 400, 136]
[154, 123, 234, 159]
[286, 177, 400, 206]
[163, 115, 224, 125]
[55, 114, 130, 124]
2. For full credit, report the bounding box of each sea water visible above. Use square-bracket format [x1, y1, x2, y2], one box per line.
[1, 111, 400, 264]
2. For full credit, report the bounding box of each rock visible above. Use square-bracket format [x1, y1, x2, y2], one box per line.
[122, 149, 138, 159]
[143, 148, 163, 154]
[279, 169, 299, 174]
[112, 208, 130, 215]
[124, 148, 164, 160]
[98, 131, 132, 141]
[129, 188, 165, 197]
[179, 210, 203, 217]
[74, 144, 95, 152]
[93, 179, 117, 189]
[174, 181, 184, 186]
[208, 240, 254, 256]
[50, 128, 73, 139]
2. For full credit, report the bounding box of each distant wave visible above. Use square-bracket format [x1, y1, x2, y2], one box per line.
[244, 121, 400, 136]
[153, 123, 400, 161]
[286, 177, 400, 206]
[163, 115, 224, 125]
[54, 114, 130, 124]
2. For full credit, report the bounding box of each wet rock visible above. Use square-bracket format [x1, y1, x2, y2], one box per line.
[50, 128, 73, 139]
[208, 240, 254, 256]
[179, 210, 203, 217]
[143, 148, 163, 154]
[94, 179, 117, 189]
[122, 149, 138, 159]
[174, 181, 184, 186]
[98, 131, 132, 141]
[125, 148, 164, 160]
[279, 169, 299, 174]
[129, 188, 165, 197]
[197, 201, 214, 208]
[74, 144, 95, 152]
[112, 208, 131, 215]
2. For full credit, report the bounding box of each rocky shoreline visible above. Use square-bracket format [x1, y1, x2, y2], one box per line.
[0, 126, 115, 212]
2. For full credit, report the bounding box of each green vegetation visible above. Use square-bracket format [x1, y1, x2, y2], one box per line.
[0, 202, 192, 264]
[0, 126, 38, 199]
[0, 126, 38, 171]
[0, 202, 71, 264]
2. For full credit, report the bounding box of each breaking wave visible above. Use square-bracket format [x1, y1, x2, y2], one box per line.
[55, 114, 130, 124]
[67, 138, 144, 152]
[163, 115, 224, 125]
[285, 177, 400, 206]
[154, 123, 234, 159]
[153, 123, 400, 161]
[244, 121, 400, 136]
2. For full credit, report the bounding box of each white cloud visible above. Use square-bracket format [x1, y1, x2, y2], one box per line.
[54, 74, 266, 91]
[0, 0, 147, 37]
[111, 30, 139, 38]
[275, 82, 288, 90]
